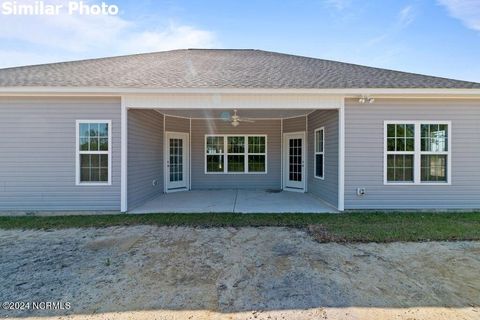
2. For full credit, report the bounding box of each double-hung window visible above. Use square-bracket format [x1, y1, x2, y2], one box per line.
[386, 123, 415, 183]
[314, 127, 325, 179]
[385, 121, 450, 184]
[205, 135, 267, 173]
[76, 120, 111, 185]
[420, 124, 449, 182]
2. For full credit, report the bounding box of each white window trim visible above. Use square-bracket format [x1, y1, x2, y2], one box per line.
[314, 127, 325, 180]
[383, 120, 452, 186]
[75, 120, 112, 186]
[204, 134, 268, 174]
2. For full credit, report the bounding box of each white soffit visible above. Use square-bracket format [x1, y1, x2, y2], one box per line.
[123, 94, 343, 110]
[158, 109, 315, 119]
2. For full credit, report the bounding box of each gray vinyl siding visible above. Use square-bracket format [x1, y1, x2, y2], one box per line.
[127, 109, 164, 210]
[345, 98, 480, 209]
[283, 116, 306, 133]
[307, 110, 338, 207]
[165, 115, 189, 132]
[191, 119, 281, 189]
[0, 97, 121, 211]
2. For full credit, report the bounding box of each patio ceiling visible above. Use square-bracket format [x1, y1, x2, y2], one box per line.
[157, 108, 315, 119]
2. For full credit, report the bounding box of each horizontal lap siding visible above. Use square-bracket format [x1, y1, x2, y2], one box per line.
[0, 97, 121, 211]
[165, 115, 189, 133]
[345, 99, 480, 209]
[307, 110, 338, 207]
[127, 109, 163, 210]
[191, 119, 281, 189]
[283, 116, 306, 133]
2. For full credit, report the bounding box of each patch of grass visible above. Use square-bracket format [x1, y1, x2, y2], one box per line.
[0, 212, 480, 243]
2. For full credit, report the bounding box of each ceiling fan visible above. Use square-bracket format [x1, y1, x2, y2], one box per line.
[221, 109, 255, 127]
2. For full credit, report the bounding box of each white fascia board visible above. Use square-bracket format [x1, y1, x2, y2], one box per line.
[1, 87, 480, 98]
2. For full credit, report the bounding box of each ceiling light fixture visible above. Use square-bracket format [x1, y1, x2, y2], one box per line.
[359, 96, 375, 104]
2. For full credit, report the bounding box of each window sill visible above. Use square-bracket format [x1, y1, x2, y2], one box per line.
[76, 182, 112, 186]
[205, 172, 267, 175]
[384, 182, 451, 186]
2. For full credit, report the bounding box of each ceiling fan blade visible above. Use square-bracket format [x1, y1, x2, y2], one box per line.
[239, 118, 255, 123]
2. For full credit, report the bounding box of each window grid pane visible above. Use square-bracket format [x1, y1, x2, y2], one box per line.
[315, 154, 323, 178]
[228, 155, 245, 172]
[315, 130, 324, 153]
[387, 124, 415, 152]
[248, 136, 265, 154]
[248, 155, 265, 172]
[207, 155, 224, 172]
[421, 124, 448, 152]
[228, 136, 245, 153]
[78, 122, 109, 183]
[206, 136, 224, 154]
[80, 154, 108, 182]
[79, 123, 109, 152]
[421, 155, 447, 182]
[387, 154, 414, 182]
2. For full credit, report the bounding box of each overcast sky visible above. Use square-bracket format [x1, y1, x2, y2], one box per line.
[0, 0, 479, 82]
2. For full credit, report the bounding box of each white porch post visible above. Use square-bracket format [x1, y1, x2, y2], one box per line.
[121, 97, 128, 212]
[338, 100, 345, 211]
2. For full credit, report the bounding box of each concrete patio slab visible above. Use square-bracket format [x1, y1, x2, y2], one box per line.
[129, 189, 337, 214]
[130, 189, 237, 213]
[234, 190, 336, 213]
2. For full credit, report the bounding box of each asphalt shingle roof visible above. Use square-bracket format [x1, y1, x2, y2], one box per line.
[0, 49, 479, 89]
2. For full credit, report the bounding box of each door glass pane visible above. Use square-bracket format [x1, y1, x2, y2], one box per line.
[289, 138, 302, 181]
[169, 138, 183, 182]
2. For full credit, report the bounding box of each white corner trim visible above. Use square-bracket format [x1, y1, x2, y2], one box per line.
[120, 99, 128, 212]
[338, 103, 345, 211]
[75, 119, 112, 186]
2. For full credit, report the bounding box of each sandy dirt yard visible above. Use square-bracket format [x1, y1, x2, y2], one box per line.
[0, 226, 479, 320]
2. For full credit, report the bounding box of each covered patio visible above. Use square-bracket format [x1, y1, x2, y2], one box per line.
[129, 189, 337, 214]
[123, 93, 344, 213]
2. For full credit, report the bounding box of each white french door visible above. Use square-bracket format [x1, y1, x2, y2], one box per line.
[165, 132, 189, 192]
[283, 132, 306, 192]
